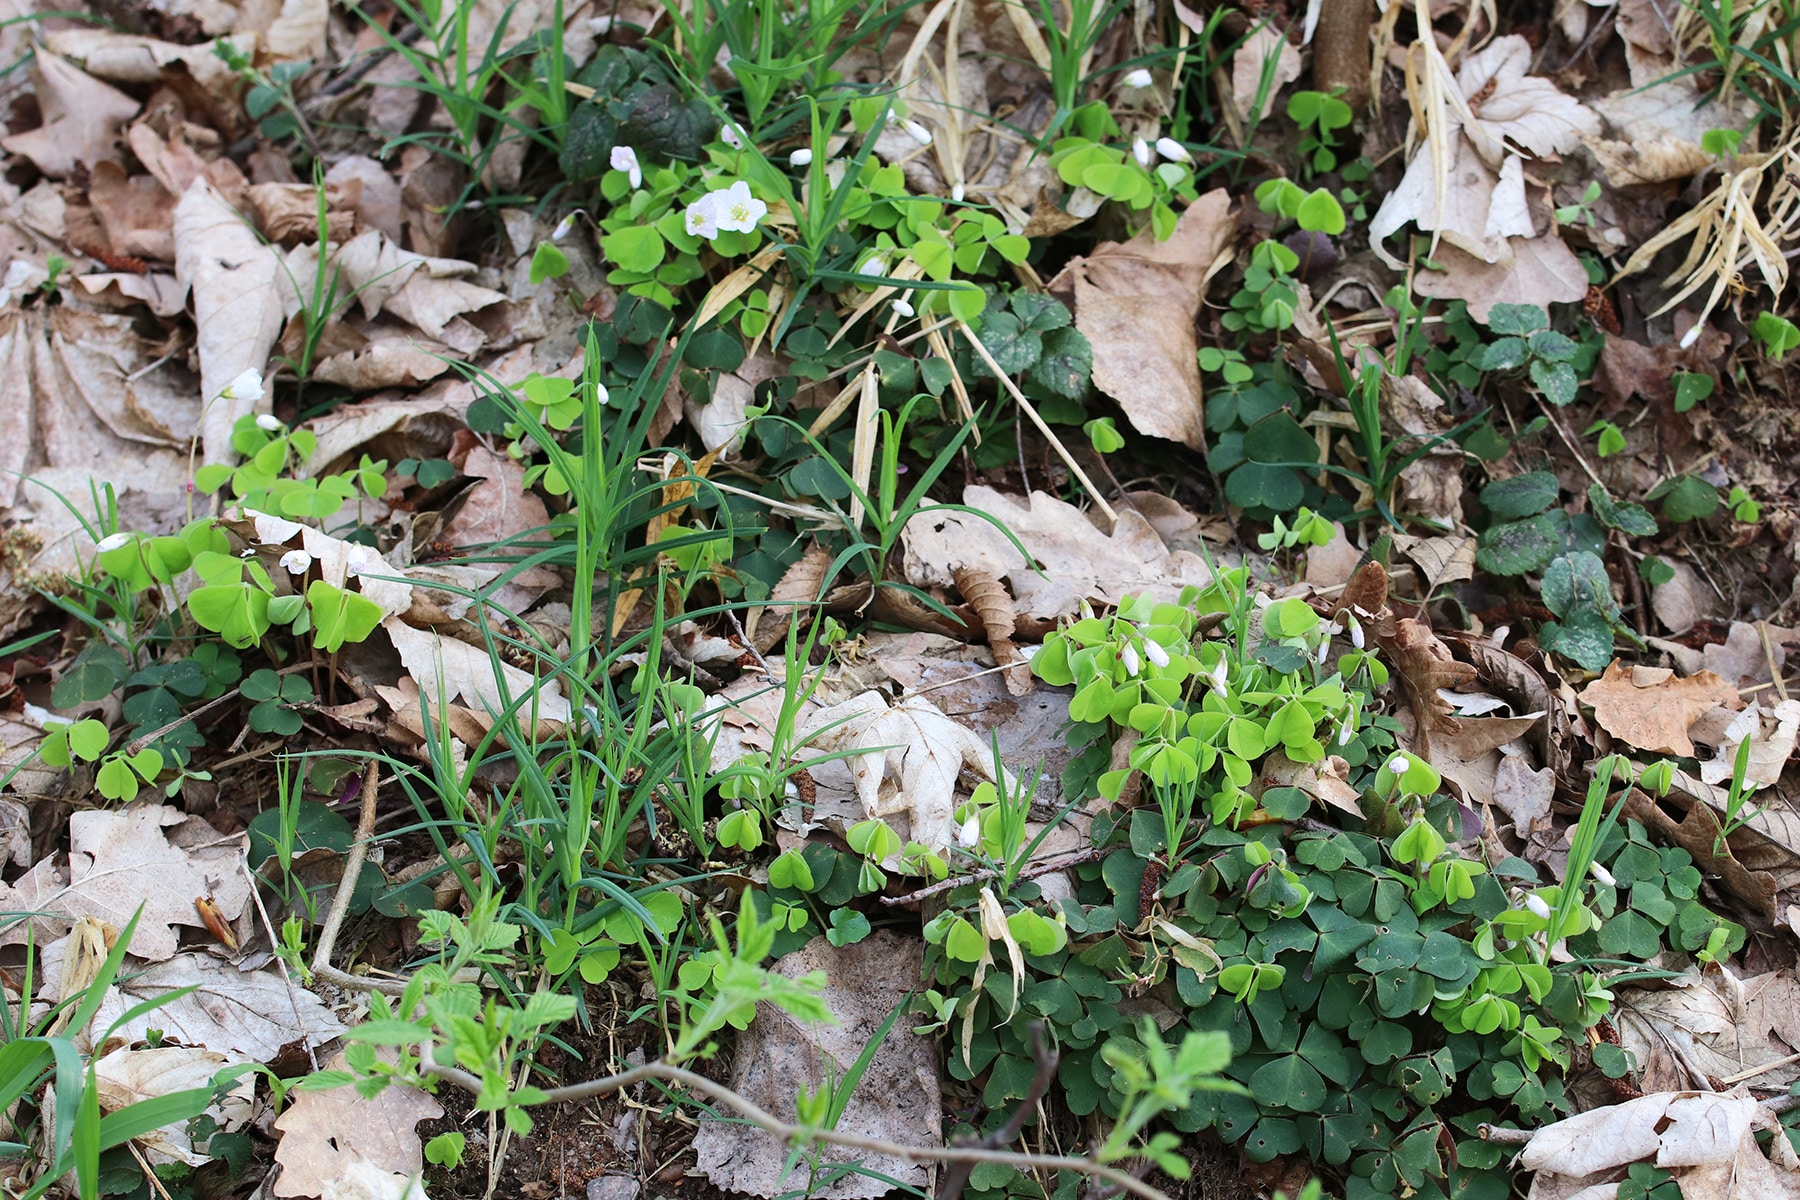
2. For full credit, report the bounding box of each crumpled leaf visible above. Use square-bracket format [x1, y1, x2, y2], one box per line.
[1578, 664, 1741, 757]
[1230, 27, 1301, 121]
[691, 932, 938, 1199]
[801, 691, 1000, 852]
[382, 618, 572, 729]
[952, 566, 1032, 697]
[1049, 191, 1232, 449]
[92, 1045, 254, 1166]
[1614, 970, 1800, 1095]
[0, 52, 140, 179]
[902, 487, 1213, 621]
[1521, 1090, 1800, 1200]
[273, 1052, 443, 1199]
[1411, 235, 1591, 323]
[332, 230, 505, 341]
[1700, 700, 1800, 790]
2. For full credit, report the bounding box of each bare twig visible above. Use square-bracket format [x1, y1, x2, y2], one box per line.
[310, 763, 408, 996]
[938, 1024, 1061, 1200]
[880, 846, 1104, 907]
[241, 852, 320, 1073]
[417, 1057, 1170, 1200]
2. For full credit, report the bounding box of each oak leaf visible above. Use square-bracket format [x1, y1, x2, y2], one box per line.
[1578, 663, 1741, 757]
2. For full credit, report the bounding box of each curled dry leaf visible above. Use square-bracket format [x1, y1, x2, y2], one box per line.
[1619, 785, 1782, 920]
[801, 690, 1002, 853]
[273, 1052, 443, 1199]
[1613, 969, 1800, 1094]
[1699, 699, 1800, 790]
[952, 565, 1032, 697]
[751, 541, 833, 653]
[1410, 236, 1590, 323]
[1578, 663, 1741, 757]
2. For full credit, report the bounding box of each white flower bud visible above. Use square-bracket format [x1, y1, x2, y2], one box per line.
[255, 413, 283, 432]
[1337, 723, 1354, 747]
[789, 148, 814, 167]
[1316, 636, 1332, 664]
[1143, 639, 1170, 669]
[1386, 753, 1410, 775]
[1121, 642, 1140, 676]
[858, 256, 886, 276]
[951, 183, 965, 202]
[720, 123, 746, 149]
[1589, 862, 1616, 888]
[1680, 323, 1702, 350]
[902, 119, 933, 146]
[1123, 68, 1154, 89]
[95, 532, 132, 553]
[280, 549, 313, 575]
[1524, 893, 1553, 920]
[1155, 137, 1192, 164]
[1347, 612, 1365, 650]
[552, 212, 578, 241]
[1133, 138, 1153, 168]
[957, 811, 981, 848]
[891, 299, 915, 318]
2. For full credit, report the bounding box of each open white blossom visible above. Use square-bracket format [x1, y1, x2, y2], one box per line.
[684, 193, 721, 239]
[712, 181, 766, 233]
[1122, 68, 1154, 89]
[280, 549, 313, 575]
[222, 368, 265, 403]
[610, 145, 642, 189]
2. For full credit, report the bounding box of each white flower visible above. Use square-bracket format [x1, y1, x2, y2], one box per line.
[1122, 68, 1154, 89]
[720, 123, 746, 149]
[1133, 138, 1153, 168]
[552, 211, 579, 242]
[595, 381, 611, 406]
[891, 298, 915, 318]
[1316, 636, 1332, 664]
[588, 15, 613, 33]
[712, 180, 767, 234]
[1386, 753, 1410, 775]
[255, 413, 283, 432]
[1346, 612, 1365, 650]
[789, 147, 813, 167]
[684, 193, 721, 239]
[857, 256, 886, 277]
[1121, 642, 1140, 676]
[280, 549, 313, 575]
[94, 532, 132, 553]
[1589, 862, 1616, 888]
[1680, 323, 1702, 349]
[1155, 137, 1192, 164]
[951, 183, 965, 202]
[1524, 893, 1553, 920]
[957, 811, 982, 849]
[1143, 639, 1170, 669]
[902, 119, 933, 146]
[610, 145, 642, 189]
[1206, 657, 1229, 696]
[1337, 723, 1355, 747]
[222, 368, 265, 403]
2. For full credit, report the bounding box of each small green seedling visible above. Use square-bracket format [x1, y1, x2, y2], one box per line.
[1753, 311, 1800, 359]
[1287, 89, 1353, 172]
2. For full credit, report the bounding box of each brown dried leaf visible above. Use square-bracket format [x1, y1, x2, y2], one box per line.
[1615, 969, 1800, 1093]
[1050, 191, 1233, 449]
[1579, 663, 1741, 756]
[1621, 786, 1782, 920]
[952, 566, 1032, 697]
[752, 542, 832, 653]
[1411, 235, 1590, 323]
[273, 1052, 442, 1198]
[88, 161, 176, 261]
[1377, 617, 1478, 751]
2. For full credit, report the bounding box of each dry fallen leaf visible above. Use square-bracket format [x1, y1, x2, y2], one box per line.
[1410, 235, 1591, 323]
[174, 180, 285, 462]
[1050, 191, 1232, 449]
[1578, 663, 1741, 757]
[952, 565, 1032, 697]
[902, 486, 1213, 621]
[0, 52, 140, 179]
[801, 691, 1001, 852]
[1229, 27, 1301, 122]
[692, 931, 939, 1199]
[273, 1052, 443, 1199]
[93, 1045, 254, 1166]
[1614, 969, 1800, 1094]
[383, 619, 572, 728]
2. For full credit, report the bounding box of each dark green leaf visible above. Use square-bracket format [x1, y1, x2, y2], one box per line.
[1476, 514, 1561, 575]
[1480, 471, 1559, 518]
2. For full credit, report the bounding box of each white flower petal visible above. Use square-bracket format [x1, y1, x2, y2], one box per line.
[255, 413, 283, 432]
[789, 148, 814, 166]
[1524, 894, 1553, 920]
[1123, 68, 1154, 89]
[1155, 136, 1192, 164]
[95, 532, 132, 553]
[280, 549, 313, 575]
[222, 368, 265, 403]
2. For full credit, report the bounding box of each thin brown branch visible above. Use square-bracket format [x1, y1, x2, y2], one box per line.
[879, 846, 1105, 907]
[310, 763, 408, 996]
[416, 1057, 1170, 1200]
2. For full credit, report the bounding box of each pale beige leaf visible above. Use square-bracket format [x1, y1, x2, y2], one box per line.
[1519, 1092, 1676, 1175]
[252, 514, 415, 617]
[45, 29, 251, 95]
[93, 1045, 254, 1166]
[383, 619, 572, 725]
[1493, 754, 1555, 829]
[1230, 26, 1301, 120]
[902, 487, 1212, 621]
[800, 691, 999, 852]
[1412, 235, 1590, 323]
[174, 180, 285, 463]
[0, 53, 139, 178]
[273, 1052, 443, 1198]
[1454, 35, 1601, 164]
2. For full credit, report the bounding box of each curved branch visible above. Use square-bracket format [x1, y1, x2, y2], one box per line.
[418, 1058, 1170, 1200]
